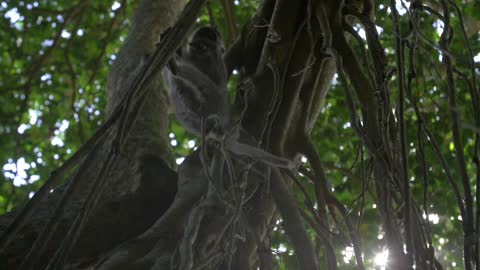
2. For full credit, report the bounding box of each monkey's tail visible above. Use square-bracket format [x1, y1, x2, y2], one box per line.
[227, 141, 295, 170]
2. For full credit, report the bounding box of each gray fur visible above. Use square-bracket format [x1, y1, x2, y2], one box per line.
[164, 27, 230, 136]
[164, 27, 294, 170]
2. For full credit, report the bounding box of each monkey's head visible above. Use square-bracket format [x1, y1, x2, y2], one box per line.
[185, 26, 227, 85]
[187, 27, 225, 56]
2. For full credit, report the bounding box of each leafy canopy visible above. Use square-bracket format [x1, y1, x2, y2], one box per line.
[0, 0, 479, 268]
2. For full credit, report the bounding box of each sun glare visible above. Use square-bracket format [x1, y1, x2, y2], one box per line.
[374, 249, 389, 269]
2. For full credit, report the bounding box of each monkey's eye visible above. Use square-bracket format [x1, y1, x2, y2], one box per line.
[190, 42, 208, 52]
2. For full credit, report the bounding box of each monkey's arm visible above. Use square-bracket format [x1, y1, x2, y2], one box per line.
[166, 63, 211, 103]
[227, 140, 295, 170]
[166, 73, 208, 134]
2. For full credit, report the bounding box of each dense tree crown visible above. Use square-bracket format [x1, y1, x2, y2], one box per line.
[0, 0, 480, 269]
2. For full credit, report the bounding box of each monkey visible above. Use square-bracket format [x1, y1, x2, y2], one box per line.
[164, 27, 294, 170]
[164, 27, 230, 137]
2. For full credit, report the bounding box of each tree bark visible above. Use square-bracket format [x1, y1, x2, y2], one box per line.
[0, 0, 185, 268]
[1, 0, 342, 269]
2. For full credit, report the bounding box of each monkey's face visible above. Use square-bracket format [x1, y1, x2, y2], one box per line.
[186, 27, 225, 59]
[183, 26, 228, 86]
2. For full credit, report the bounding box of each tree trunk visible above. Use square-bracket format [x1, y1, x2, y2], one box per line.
[0, 0, 185, 268]
[1, 0, 457, 269]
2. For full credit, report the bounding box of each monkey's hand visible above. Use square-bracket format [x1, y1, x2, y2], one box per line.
[166, 56, 178, 75]
[160, 27, 172, 42]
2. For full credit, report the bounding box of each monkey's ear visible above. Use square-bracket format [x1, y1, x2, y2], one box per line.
[211, 26, 221, 39]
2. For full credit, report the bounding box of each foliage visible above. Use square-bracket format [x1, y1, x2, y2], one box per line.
[0, 0, 479, 269]
[0, 0, 136, 212]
